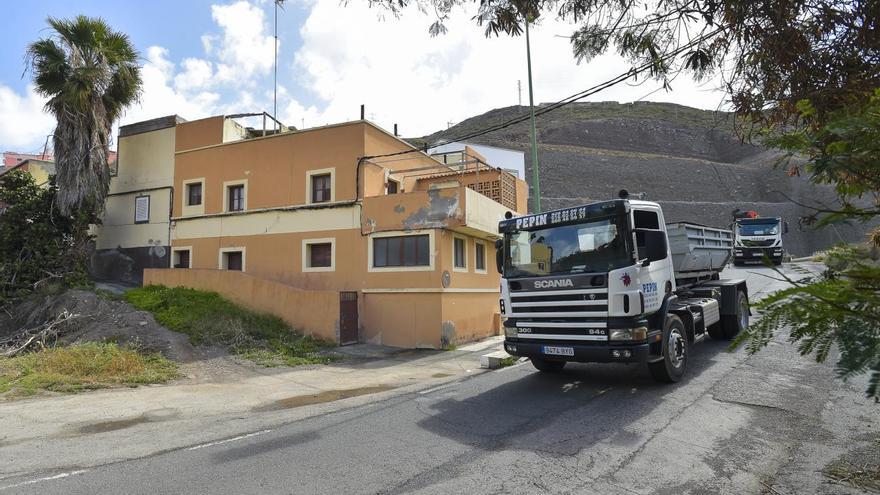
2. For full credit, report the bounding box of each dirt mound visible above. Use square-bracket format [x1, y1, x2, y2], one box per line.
[0, 290, 197, 361]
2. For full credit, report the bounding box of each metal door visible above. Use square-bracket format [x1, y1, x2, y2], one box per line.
[339, 292, 359, 345]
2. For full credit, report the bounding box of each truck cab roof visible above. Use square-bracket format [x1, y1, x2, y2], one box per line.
[498, 199, 661, 234]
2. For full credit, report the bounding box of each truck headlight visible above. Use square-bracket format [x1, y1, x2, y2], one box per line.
[504, 326, 517, 338]
[609, 327, 648, 341]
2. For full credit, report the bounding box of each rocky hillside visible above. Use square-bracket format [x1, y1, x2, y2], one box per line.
[416, 101, 871, 256]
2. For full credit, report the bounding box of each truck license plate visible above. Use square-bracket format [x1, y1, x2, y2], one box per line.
[543, 346, 574, 357]
[752, 252, 763, 257]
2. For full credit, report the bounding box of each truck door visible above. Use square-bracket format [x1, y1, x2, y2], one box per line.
[633, 208, 670, 313]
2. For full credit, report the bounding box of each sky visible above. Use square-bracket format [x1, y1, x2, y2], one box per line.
[0, 0, 727, 153]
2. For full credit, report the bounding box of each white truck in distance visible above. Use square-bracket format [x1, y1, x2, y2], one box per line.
[496, 196, 750, 382]
[733, 216, 788, 265]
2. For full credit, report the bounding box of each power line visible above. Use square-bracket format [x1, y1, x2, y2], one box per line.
[361, 27, 724, 162]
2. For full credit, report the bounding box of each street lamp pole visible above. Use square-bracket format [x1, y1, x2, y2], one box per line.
[525, 15, 541, 213]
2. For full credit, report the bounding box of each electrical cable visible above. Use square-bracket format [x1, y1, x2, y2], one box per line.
[361, 26, 724, 162]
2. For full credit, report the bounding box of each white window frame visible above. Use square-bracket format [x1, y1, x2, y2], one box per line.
[223, 179, 248, 213]
[302, 237, 336, 272]
[452, 235, 468, 273]
[182, 178, 205, 216]
[134, 195, 150, 224]
[306, 167, 336, 204]
[474, 240, 487, 274]
[218, 246, 246, 272]
[368, 230, 435, 272]
[171, 246, 193, 269]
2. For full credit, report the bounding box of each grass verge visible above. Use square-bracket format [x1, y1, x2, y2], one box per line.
[0, 342, 179, 397]
[125, 285, 337, 367]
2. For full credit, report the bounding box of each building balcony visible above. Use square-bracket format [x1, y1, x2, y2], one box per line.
[361, 184, 512, 238]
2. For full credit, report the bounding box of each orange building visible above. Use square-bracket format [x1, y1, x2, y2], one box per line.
[137, 115, 527, 348]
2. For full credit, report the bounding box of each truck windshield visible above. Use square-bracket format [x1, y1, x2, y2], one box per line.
[738, 223, 779, 236]
[505, 216, 631, 278]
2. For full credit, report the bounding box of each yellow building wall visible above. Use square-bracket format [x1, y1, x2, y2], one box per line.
[111, 126, 175, 193]
[175, 116, 225, 152]
[97, 189, 171, 250]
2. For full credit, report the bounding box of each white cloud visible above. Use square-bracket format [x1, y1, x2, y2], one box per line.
[174, 58, 214, 92]
[286, 2, 727, 136]
[210, 1, 276, 85]
[0, 84, 54, 151]
[119, 46, 219, 129]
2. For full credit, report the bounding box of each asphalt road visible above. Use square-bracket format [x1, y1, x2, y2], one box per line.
[3, 264, 874, 494]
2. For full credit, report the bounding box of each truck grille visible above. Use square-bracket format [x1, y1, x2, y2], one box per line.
[742, 239, 774, 247]
[509, 288, 608, 341]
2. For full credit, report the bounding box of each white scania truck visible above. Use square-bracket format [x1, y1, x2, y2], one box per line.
[733, 215, 788, 266]
[496, 195, 750, 382]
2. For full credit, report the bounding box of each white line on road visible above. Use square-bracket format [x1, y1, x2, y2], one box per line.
[185, 429, 272, 451]
[0, 470, 88, 491]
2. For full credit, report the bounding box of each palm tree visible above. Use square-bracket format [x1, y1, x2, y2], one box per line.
[27, 16, 142, 216]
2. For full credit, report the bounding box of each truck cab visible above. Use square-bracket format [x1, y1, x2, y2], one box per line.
[733, 216, 787, 265]
[497, 198, 749, 383]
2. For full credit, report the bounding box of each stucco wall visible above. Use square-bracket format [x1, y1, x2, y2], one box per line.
[144, 268, 340, 342]
[98, 189, 171, 249]
[175, 116, 225, 152]
[112, 126, 175, 193]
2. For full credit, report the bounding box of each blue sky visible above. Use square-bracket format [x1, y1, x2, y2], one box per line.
[1, 1, 726, 152]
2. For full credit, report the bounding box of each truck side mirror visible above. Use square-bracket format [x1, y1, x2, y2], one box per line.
[783, 221, 789, 234]
[637, 229, 668, 262]
[495, 239, 504, 274]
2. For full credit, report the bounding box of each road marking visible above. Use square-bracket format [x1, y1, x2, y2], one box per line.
[185, 429, 272, 451]
[419, 383, 456, 395]
[0, 470, 88, 491]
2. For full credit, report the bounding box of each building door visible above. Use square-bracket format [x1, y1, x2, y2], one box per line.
[339, 292, 359, 345]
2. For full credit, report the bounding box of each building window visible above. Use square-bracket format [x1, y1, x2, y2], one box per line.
[134, 195, 150, 224]
[173, 249, 191, 269]
[187, 182, 202, 206]
[227, 184, 245, 212]
[453, 237, 467, 270]
[311, 174, 331, 203]
[373, 235, 429, 268]
[309, 243, 331, 266]
[475, 241, 486, 272]
[387, 179, 399, 194]
[222, 250, 243, 271]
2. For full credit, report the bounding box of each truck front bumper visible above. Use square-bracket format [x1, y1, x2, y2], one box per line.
[734, 247, 783, 261]
[504, 339, 652, 364]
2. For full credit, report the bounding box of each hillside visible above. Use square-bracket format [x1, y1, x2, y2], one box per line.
[416, 101, 870, 256]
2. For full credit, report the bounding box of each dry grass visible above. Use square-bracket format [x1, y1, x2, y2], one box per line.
[0, 342, 179, 397]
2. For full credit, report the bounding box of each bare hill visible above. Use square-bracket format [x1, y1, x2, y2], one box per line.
[416, 101, 870, 256]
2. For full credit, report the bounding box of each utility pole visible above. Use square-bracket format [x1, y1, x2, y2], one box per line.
[525, 13, 541, 213]
[273, 0, 284, 132]
[518, 80, 522, 107]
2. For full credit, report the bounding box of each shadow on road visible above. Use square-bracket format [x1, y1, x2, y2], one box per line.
[416, 337, 733, 455]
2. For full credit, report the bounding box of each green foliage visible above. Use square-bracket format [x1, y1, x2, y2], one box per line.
[0, 342, 179, 397]
[765, 90, 880, 230]
[27, 15, 142, 216]
[125, 285, 337, 366]
[0, 171, 96, 309]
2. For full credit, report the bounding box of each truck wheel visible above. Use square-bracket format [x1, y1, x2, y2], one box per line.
[720, 290, 749, 339]
[531, 358, 566, 373]
[648, 315, 688, 383]
[707, 321, 725, 340]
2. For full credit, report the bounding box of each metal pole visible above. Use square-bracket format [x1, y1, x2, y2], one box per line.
[273, 0, 278, 132]
[525, 16, 541, 213]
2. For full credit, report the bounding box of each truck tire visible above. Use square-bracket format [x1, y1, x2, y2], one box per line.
[531, 358, 566, 373]
[720, 290, 749, 339]
[648, 315, 688, 383]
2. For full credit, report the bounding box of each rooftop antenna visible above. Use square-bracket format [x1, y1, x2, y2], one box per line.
[273, 0, 285, 132]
